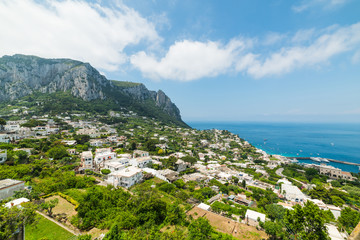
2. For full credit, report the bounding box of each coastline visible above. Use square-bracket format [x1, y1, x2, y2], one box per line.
[189, 121, 360, 173]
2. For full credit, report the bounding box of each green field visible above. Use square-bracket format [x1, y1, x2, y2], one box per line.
[25, 213, 76, 240]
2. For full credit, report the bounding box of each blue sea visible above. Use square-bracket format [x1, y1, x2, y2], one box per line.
[189, 122, 360, 173]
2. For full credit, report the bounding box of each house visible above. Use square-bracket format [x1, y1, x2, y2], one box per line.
[174, 159, 190, 172]
[0, 149, 7, 163]
[0, 134, 10, 143]
[62, 140, 77, 146]
[133, 150, 149, 158]
[104, 161, 127, 172]
[318, 164, 356, 181]
[107, 166, 143, 188]
[5, 198, 30, 208]
[158, 169, 179, 182]
[245, 209, 266, 223]
[279, 179, 306, 202]
[90, 139, 104, 147]
[14, 148, 33, 155]
[197, 203, 211, 211]
[182, 173, 208, 183]
[132, 157, 152, 168]
[0, 179, 25, 200]
[94, 148, 116, 167]
[80, 151, 93, 169]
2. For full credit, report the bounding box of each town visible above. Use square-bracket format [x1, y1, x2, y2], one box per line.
[1, 110, 360, 240]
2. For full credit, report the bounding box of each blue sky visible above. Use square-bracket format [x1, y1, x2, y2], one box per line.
[0, 0, 359, 122]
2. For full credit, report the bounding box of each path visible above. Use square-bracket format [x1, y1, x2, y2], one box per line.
[276, 168, 285, 177]
[36, 211, 80, 236]
[276, 167, 306, 187]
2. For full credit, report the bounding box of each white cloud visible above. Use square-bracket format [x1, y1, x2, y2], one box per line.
[293, 0, 350, 12]
[0, 0, 160, 71]
[130, 39, 248, 81]
[246, 23, 360, 78]
[131, 22, 360, 81]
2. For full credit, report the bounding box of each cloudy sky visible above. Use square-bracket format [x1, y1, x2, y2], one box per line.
[1, 0, 360, 123]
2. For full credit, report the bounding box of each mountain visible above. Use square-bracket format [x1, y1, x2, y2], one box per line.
[0, 54, 187, 127]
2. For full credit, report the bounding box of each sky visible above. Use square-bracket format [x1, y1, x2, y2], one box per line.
[0, 0, 360, 123]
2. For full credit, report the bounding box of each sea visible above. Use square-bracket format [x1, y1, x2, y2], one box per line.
[189, 122, 360, 173]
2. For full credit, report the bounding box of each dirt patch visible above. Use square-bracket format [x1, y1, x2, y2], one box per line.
[46, 195, 77, 218]
[187, 207, 267, 240]
[86, 228, 109, 239]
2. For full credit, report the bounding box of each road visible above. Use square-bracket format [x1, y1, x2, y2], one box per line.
[275, 167, 306, 188]
[276, 168, 285, 177]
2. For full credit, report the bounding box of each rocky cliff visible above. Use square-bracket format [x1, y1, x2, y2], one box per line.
[0, 54, 185, 126]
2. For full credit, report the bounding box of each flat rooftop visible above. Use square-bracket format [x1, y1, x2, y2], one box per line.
[0, 179, 23, 190]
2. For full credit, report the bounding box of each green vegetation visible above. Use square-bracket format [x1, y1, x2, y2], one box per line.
[0, 202, 37, 240]
[25, 213, 75, 240]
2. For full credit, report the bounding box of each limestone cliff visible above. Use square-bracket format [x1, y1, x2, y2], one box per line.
[0, 54, 185, 125]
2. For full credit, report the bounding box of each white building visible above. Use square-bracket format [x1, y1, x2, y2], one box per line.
[0, 134, 10, 143]
[5, 198, 30, 208]
[0, 179, 25, 200]
[245, 209, 266, 223]
[175, 159, 189, 172]
[0, 149, 7, 163]
[104, 161, 127, 172]
[80, 151, 93, 169]
[107, 166, 143, 188]
[90, 139, 104, 147]
[279, 179, 306, 202]
[133, 150, 149, 158]
[131, 157, 152, 168]
[94, 148, 116, 167]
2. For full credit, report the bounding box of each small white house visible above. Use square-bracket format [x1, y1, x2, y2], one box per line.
[197, 203, 211, 211]
[131, 157, 152, 168]
[0, 149, 7, 163]
[95, 148, 116, 167]
[107, 166, 143, 188]
[175, 159, 189, 172]
[245, 209, 266, 223]
[80, 151, 93, 169]
[104, 161, 127, 172]
[5, 198, 30, 208]
[133, 150, 149, 158]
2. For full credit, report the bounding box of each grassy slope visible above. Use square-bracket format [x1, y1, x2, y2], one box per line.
[25, 213, 76, 240]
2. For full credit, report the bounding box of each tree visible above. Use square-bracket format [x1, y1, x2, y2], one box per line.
[265, 204, 286, 222]
[145, 139, 157, 152]
[241, 180, 246, 188]
[101, 169, 111, 175]
[305, 168, 319, 181]
[284, 201, 329, 240]
[260, 221, 283, 240]
[47, 145, 69, 160]
[78, 234, 92, 240]
[40, 198, 59, 217]
[182, 156, 197, 165]
[338, 207, 360, 234]
[0, 202, 37, 240]
[187, 217, 213, 240]
[74, 134, 90, 145]
[0, 118, 6, 131]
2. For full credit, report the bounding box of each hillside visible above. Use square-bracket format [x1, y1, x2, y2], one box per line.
[0, 54, 188, 127]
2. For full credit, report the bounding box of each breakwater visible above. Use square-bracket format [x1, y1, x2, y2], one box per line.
[290, 157, 360, 166]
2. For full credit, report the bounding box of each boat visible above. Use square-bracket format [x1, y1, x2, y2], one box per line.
[310, 157, 321, 162]
[320, 158, 329, 163]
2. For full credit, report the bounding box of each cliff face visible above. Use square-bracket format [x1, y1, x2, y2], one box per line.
[121, 85, 181, 120]
[0, 55, 109, 101]
[0, 54, 184, 124]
